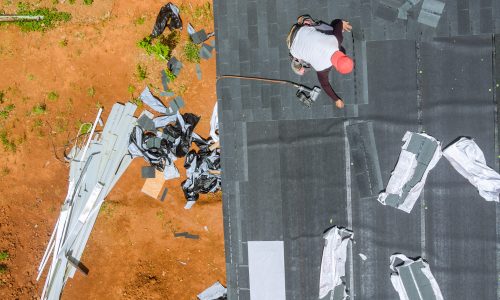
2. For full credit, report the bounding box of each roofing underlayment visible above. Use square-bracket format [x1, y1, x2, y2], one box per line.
[214, 0, 500, 299]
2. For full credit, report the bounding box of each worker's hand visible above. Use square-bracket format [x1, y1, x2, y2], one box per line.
[335, 99, 345, 109]
[342, 21, 352, 32]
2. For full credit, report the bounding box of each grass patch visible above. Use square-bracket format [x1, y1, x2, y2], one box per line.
[134, 16, 146, 25]
[83, 0, 93, 5]
[0, 104, 15, 119]
[180, 2, 213, 25]
[27, 74, 35, 81]
[0, 251, 9, 261]
[137, 36, 170, 61]
[0, 91, 4, 104]
[32, 103, 47, 115]
[183, 41, 200, 63]
[176, 84, 188, 96]
[33, 119, 43, 128]
[0, 130, 16, 152]
[164, 68, 176, 81]
[136, 64, 148, 81]
[128, 84, 136, 95]
[59, 38, 68, 47]
[0, 264, 7, 274]
[47, 91, 59, 101]
[76, 120, 92, 134]
[100, 201, 115, 217]
[87, 87, 96, 97]
[0, 166, 10, 177]
[156, 210, 164, 220]
[130, 97, 143, 107]
[68, 0, 76, 4]
[14, 2, 71, 32]
[55, 117, 68, 133]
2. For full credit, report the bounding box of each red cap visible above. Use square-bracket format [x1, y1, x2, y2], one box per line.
[331, 51, 354, 74]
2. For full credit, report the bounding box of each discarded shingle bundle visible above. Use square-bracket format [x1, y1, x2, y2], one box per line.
[319, 226, 353, 300]
[151, 2, 182, 38]
[390, 254, 444, 300]
[378, 131, 442, 213]
[37, 103, 138, 300]
[443, 137, 500, 202]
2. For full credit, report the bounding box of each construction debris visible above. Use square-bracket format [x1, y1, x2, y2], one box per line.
[197, 281, 227, 300]
[0, 15, 44, 22]
[378, 132, 442, 213]
[168, 56, 183, 77]
[199, 43, 214, 60]
[151, 2, 182, 38]
[174, 232, 200, 239]
[390, 254, 443, 300]
[182, 147, 221, 205]
[443, 137, 500, 202]
[37, 103, 138, 300]
[319, 226, 353, 300]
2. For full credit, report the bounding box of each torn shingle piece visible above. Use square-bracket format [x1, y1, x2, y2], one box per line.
[141, 166, 156, 178]
[140, 87, 169, 115]
[169, 96, 185, 112]
[185, 234, 199, 239]
[160, 187, 168, 202]
[197, 282, 227, 300]
[418, 0, 445, 27]
[168, 56, 183, 76]
[196, 64, 202, 80]
[174, 232, 188, 237]
[190, 29, 208, 44]
[199, 46, 212, 60]
[390, 254, 444, 300]
[210, 39, 215, 48]
[160, 91, 175, 97]
[375, 2, 399, 22]
[161, 70, 170, 91]
[137, 114, 156, 132]
[378, 132, 442, 213]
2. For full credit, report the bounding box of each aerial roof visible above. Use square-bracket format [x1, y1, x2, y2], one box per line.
[214, 0, 500, 299]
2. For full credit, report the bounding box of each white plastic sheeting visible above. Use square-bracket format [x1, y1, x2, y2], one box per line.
[378, 132, 442, 213]
[319, 226, 353, 299]
[389, 254, 443, 300]
[140, 86, 173, 115]
[443, 137, 500, 202]
[197, 281, 227, 300]
[210, 102, 219, 142]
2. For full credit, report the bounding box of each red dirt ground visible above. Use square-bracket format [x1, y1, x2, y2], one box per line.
[0, 1, 225, 299]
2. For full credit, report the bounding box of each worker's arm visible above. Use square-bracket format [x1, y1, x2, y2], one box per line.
[317, 68, 344, 108]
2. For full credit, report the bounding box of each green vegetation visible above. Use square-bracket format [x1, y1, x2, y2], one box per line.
[76, 120, 92, 134]
[0, 251, 9, 261]
[180, 2, 213, 25]
[83, 0, 93, 5]
[176, 84, 188, 96]
[47, 91, 59, 101]
[0, 130, 16, 152]
[0, 91, 4, 104]
[0, 104, 15, 119]
[55, 117, 68, 133]
[134, 16, 146, 25]
[68, 0, 76, 4]
[183, 41, 200, 63]
[14, 2, 71, 32]
[87, 86, 96, 97]
[0, 264, 7, 274]
[136, 64, 148, 81]
[137, 36, 170, 61]
[27, 74, 35, 81]
[59, 38, 68, 47]
[0, 166, 10, 177]
[156, 209, 164, 220]
[32, 103, 47, 115]
[130, 97, 143, 107]
[164, 68, 176, 81]
[33, 119, 43, 128]
[128, 84, 136, 95]
[100, 201, 115, 217]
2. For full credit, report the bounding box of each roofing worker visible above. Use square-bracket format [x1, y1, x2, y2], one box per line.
[287, 16, 354, 109]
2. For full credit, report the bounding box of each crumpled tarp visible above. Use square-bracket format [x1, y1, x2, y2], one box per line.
[197, 281, 227, 300]
[443, 137, 500, 202]
[182, 148, 221, 204]
[151, 2, 182, 38]
[319, 226, 353, 299]
[140, 86, 174, 115]
[378, 132, 442, 213]
[210, 102, 219, 142]
[390, 254, 443, 300]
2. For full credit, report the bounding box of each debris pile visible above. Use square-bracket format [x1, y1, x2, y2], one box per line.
[37, 103, 139, 299]
[131, 86, 221, 208]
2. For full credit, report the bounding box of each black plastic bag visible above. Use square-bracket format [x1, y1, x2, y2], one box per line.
[151, 3, 183, 38]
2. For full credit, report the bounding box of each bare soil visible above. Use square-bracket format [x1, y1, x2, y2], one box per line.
[0, 1, 225, 299]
